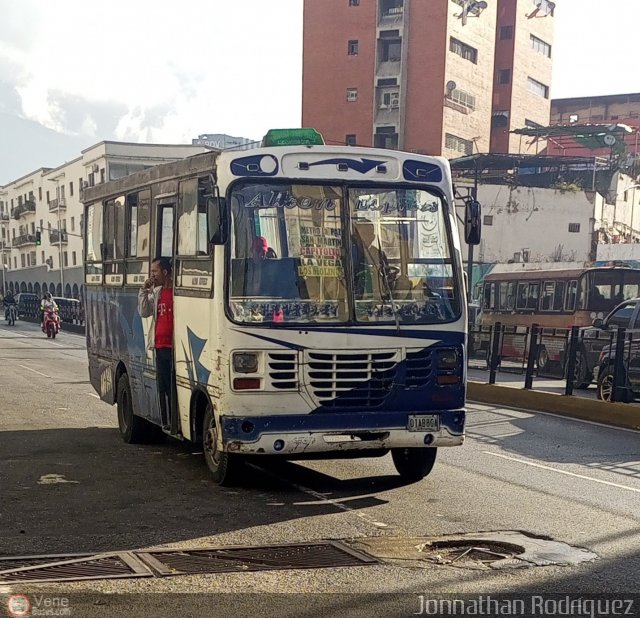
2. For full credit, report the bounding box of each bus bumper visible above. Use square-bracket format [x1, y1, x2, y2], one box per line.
[220, 410, 465, 455]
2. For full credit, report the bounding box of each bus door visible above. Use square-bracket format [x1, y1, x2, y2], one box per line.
[140, 193, 176, 428]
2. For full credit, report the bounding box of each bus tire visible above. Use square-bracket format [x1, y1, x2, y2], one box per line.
[202, 403, 242, 486]
[537, 346, 549, 370]
[391, 447, 437, 483]
[117, 374, 147, 444]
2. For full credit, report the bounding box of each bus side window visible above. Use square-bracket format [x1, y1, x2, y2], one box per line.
[158, 205, 174, 258]
[565, 280, 577, 311]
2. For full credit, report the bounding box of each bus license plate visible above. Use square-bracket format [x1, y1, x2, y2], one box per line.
[407, 415, 440, 432]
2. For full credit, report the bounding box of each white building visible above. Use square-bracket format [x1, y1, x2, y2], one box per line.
[0, 141, 209, 299]
[457, 169, 640, 279]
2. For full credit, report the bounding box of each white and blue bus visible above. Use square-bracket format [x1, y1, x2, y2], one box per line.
[83, 129, 480, 485]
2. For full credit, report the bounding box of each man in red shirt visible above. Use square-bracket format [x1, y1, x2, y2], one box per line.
[138, 257, 174, 431]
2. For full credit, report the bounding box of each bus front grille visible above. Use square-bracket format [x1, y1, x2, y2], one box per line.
[267, 352, 299, 390]
[405, 348, 434, 388]
[306, 351, 398, 408]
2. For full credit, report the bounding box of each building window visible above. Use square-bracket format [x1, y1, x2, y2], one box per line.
[381, 37, 402, 62]
[498, 69, 511, 84]
[447, 88, 476, 111]
[530, 34, 551, 58]
[69, 181, 74, 197]
[374, 126, 398, 150]
[346, 134, 357, 146]
[445, 133, 473, 155]
[347, 88, 358, 102]
[378, 78, 397, 87]
[38, 187, 42, 201]
[72, 251, 77, 266]
[484, 215, 494, 226]
[349, 0, 360, 5]
[71, 216, 75, 231]
[63, 252, 68, 267]
[568, 223, 581, 233]
[500, 25, 513, 40]
[20, 254, 25, 268]
[381, 91, 400, 108]
[449, 37, 477, 64]
[492, 111, 509, 128]
[348, 40, 359, 55]
[569, 113, 579, 123]
[41, 251, 45, 264]
[46, 191, 50, 203]
[528, 77, 549, 99]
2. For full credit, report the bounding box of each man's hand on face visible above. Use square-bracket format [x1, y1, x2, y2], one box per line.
[144, 278, 154, 290]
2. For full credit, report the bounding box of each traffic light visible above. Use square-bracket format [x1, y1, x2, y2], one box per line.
[35, 231, 41, 246]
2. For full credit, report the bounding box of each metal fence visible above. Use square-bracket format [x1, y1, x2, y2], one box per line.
[468, 322, 640, 404]
[17, 298, 84, 325]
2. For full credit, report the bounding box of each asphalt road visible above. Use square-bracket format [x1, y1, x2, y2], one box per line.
[1, 320, 640, 616]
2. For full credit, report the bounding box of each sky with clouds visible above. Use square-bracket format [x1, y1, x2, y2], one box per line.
[0, 0, 637, 167]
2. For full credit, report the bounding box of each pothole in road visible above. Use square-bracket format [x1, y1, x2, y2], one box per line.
[350, 530, 598, 570]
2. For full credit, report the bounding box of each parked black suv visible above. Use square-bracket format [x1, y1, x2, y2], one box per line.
[589, 300, 640, 402]
[572, 298, 640, 388]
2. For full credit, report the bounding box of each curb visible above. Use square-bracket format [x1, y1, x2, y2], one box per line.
[468, 381, 640, 430]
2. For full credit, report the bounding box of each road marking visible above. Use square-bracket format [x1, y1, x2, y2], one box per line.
[247, 462, 391, 530]
[484, 451, 640, 494]
[17, 364, 50, 378]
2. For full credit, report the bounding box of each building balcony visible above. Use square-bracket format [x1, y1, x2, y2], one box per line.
[49, 198, 67, 212]
[11, 200, 36, 219]
[12, 234, 36, 248]
[49, 230, 68, 245]
[1, 213, 9, 222]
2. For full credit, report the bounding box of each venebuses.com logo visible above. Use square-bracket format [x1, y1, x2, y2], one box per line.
[6, 595, 31, 617]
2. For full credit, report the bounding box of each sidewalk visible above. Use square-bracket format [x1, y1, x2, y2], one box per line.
[467, 367, 598, 400]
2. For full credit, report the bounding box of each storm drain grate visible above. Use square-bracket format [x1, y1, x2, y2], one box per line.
[0, 542, 376, 584]
[138, 541, 377, 576]
[0, 553, 153, 585]
[0, 553, 93, 572]
[420, 540, 523, 567]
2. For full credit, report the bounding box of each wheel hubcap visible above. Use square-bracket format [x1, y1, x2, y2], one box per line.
[601, 376, 613, 401]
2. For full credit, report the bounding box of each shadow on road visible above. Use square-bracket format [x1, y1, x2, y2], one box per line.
[0, 427, 389, 557]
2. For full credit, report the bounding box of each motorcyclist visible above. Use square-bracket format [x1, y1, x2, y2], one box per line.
[40, 292, 60, 331]
[3, 291, 16, 321]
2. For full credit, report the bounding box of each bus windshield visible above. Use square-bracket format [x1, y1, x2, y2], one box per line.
[228, 183, 460, 325]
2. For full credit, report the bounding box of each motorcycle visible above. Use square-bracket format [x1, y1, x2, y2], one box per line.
[5, 303, 17, 326]
[43, 310, 60, 339]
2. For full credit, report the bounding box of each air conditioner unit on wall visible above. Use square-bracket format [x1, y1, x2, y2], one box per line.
[390, 96, 400, 108]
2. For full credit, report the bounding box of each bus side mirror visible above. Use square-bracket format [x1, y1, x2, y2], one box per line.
[464, 199, 481, 246]
[208, 197, 227, 245]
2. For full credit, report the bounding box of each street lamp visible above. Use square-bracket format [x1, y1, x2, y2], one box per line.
[47, 176, 65, 295]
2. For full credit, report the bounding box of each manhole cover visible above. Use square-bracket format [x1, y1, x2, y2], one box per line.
[420, 540, 524, 567]
[138, 541, 377, 576]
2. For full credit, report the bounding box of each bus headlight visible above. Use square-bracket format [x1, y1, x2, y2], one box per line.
[437, 348, 459, 370]
[233, 352, 260, 374]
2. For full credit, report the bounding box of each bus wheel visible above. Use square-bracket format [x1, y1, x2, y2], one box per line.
[116, 374, 147, 444]
[391, 448, 437, 483]
[537, 346, 549, 370]
[202, 403, 241, 486]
